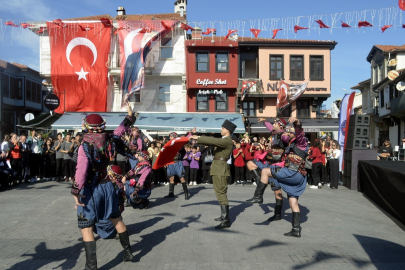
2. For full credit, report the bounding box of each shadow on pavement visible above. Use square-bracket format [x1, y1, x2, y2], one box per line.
[247, 239, 286, 251]
[290, 234, 405, 270]
[99, 215, 201, 269]
[254, 203, 309, 226]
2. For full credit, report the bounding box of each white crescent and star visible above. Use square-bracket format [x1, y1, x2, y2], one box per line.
[124, 29, 143, 61]
[277, 83, 288, 104]
[66, 37, 98, 81]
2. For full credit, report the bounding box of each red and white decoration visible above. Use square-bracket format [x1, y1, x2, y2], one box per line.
[276, 80, 309, 111]
[153, 137, 189, 169]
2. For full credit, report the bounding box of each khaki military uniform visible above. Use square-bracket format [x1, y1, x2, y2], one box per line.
[197, 136, 233, 205]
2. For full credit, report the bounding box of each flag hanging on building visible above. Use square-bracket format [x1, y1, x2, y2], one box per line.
[118, 20, 178, 103]
[338, 92, 356, 171]
[241, 81, 257, 101]
[276, 80, 309, 111]
[47, 22, 111, 113]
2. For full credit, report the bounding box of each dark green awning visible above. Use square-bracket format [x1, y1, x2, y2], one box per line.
[17, 113, 61, 130]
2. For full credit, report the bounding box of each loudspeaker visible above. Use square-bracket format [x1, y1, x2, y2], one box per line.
[349, 114, 370, 127]
[343, 149, 378, 190]
[347, 126, 369, 138]
[346, 137, 368, 149]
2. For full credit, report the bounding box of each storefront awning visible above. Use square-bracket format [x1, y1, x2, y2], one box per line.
[51, 112, 128, 130]
[135, 112, 246, 133]
[17, 113, 62, 130]
[248, 117, 340, 133]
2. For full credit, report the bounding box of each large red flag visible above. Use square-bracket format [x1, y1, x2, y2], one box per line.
[153, 137, 189, 169]
[277, 80, 289, 109]
[47, 22, 111, 113]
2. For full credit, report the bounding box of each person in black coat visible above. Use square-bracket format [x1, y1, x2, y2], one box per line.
[200, 144, 214, 184]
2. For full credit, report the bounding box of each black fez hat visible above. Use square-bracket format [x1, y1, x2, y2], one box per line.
[222, 119, 237, 133]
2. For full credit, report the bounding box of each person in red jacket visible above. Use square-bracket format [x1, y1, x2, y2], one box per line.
[307, 140, 323, 189]
[241, 135, 254, 185]
[233, 141, 245, 185]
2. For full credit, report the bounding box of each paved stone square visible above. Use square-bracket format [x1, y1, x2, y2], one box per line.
[0, 181, 404, 270]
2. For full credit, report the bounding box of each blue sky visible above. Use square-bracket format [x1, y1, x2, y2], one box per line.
[0, 0, 403, 108]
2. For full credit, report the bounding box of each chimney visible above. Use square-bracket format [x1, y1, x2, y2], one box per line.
[174, 0, 187, 17]
[116, 6, 126, 16]
[191, 27, 202, 40]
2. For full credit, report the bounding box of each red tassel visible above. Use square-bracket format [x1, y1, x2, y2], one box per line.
[315, 20, 330, 28]
[341, 21, 351, 28]
[358, 21, 373, 28]
[294, 25, 309, 33]
[272, 29, 283, 39]
[250, 28, 261, 38]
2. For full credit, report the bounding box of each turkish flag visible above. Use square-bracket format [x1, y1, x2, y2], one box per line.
[400, 0, 405, 11]
[47, 22, 111, 113]
[276, 80, 289, 109]
[250, 28, 261, 38]
[202, 28, 216, 35]
[272, 29, 282, 39]
[181, 23, 194, 31]
[294, 25, 308, 33]
[315, 20, 329, 28]
[224, 30, 237, 40]
[153, 137, 189, 169]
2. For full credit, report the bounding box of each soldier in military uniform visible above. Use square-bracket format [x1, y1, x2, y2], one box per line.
[189, 120, 236, 229]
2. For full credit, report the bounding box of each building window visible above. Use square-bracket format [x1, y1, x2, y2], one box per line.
[242, 101, 256, 116]
[290, 55, 304, 80]
[215, 91, 228, 111]
[160, 33, 173, 59]
[158, 84, 170, 103]
[297, 99, 310, 117]
[26, 79, 32, 101]
[130, 91, 141, 103]
[215, 52, 229, 72]
[373, 66, 378, 84]
[1, 74, 10, 98]
[196, 93, 209, 111]
[378, 65, 383, 82]
[380, 90, 384, 108]
[310, 56, 323, 80]
[196, 52, 209, 72]
[278, 106, 291, 117]
[16, 78, 22, 99]
[36, 83, 41, 103]
[270, 55, 283, 80]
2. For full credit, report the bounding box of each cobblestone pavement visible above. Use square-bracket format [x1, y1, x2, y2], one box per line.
[0, 181, 404, 270]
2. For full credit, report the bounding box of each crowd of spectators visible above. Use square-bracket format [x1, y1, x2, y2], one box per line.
[1, 128, 343, 191]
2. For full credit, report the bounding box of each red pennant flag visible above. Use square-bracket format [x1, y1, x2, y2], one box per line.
[100, 18, 112, 27]
[139, 27, 153, 33]
[5, 21, 20, 27]
[47, 22, 111, 113]
[400, 0, 405, 11]
[250, 28, 261, 38]
[181, 23, 194, 31]
[79, 25, 95, 31]
[53, 19, 66, 28]
[272, 29, 283, 39]
[358, 21, 373, 28]
[403, 24, 405, 28]
[315, 20, 330, 28]
[36, 27, 47, 34]
[381, 25, 393, 33]
[224, 29, 237, 40]
[153, 137, 189, 169]
[341, 21, 351, 28]
[202, 28, 216, 35]
[20, 23, 35, 29]
[161, 21, 174, 30]
[294, 25, 309, 33]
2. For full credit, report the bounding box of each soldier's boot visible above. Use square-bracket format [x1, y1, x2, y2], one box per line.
[181, 182, 190, 200]
[251, 168, 261, 184]
[246, 180, 267, 204]
[268, 198, 283, 222]
[119, 231, 133, 261]
[164, 183, 175, 198]
[284, 212, 301, 238]
[84, 241, 97, 270]
[215, 205, 231, 229]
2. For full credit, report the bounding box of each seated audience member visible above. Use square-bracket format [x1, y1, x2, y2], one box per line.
[378, 139, 393, 160]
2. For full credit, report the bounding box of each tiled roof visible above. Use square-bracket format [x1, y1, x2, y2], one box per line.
[115, 13, 183, 20]
[239, 37, 337, 45]
[63, 14, 113, 21]
[63, 13, 184, 21]
[374, 44, 405, 52]
[11, 62, 28, 69]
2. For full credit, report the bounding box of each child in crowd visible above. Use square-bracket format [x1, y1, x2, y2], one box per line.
[188, 146, 201, 185]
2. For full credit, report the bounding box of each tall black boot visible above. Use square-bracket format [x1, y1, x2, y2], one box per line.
[118, 231, 133, 261]
[84, 241, 97, 270]
[284, 212, 301, 238]
[246, 180, 267, 204]
[215, 205, 231, 229]
[164, 183, 175, 198]
[251, 168, 261, 183]
[181, 182, 189, 200]
[268, 198, 283, 222]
